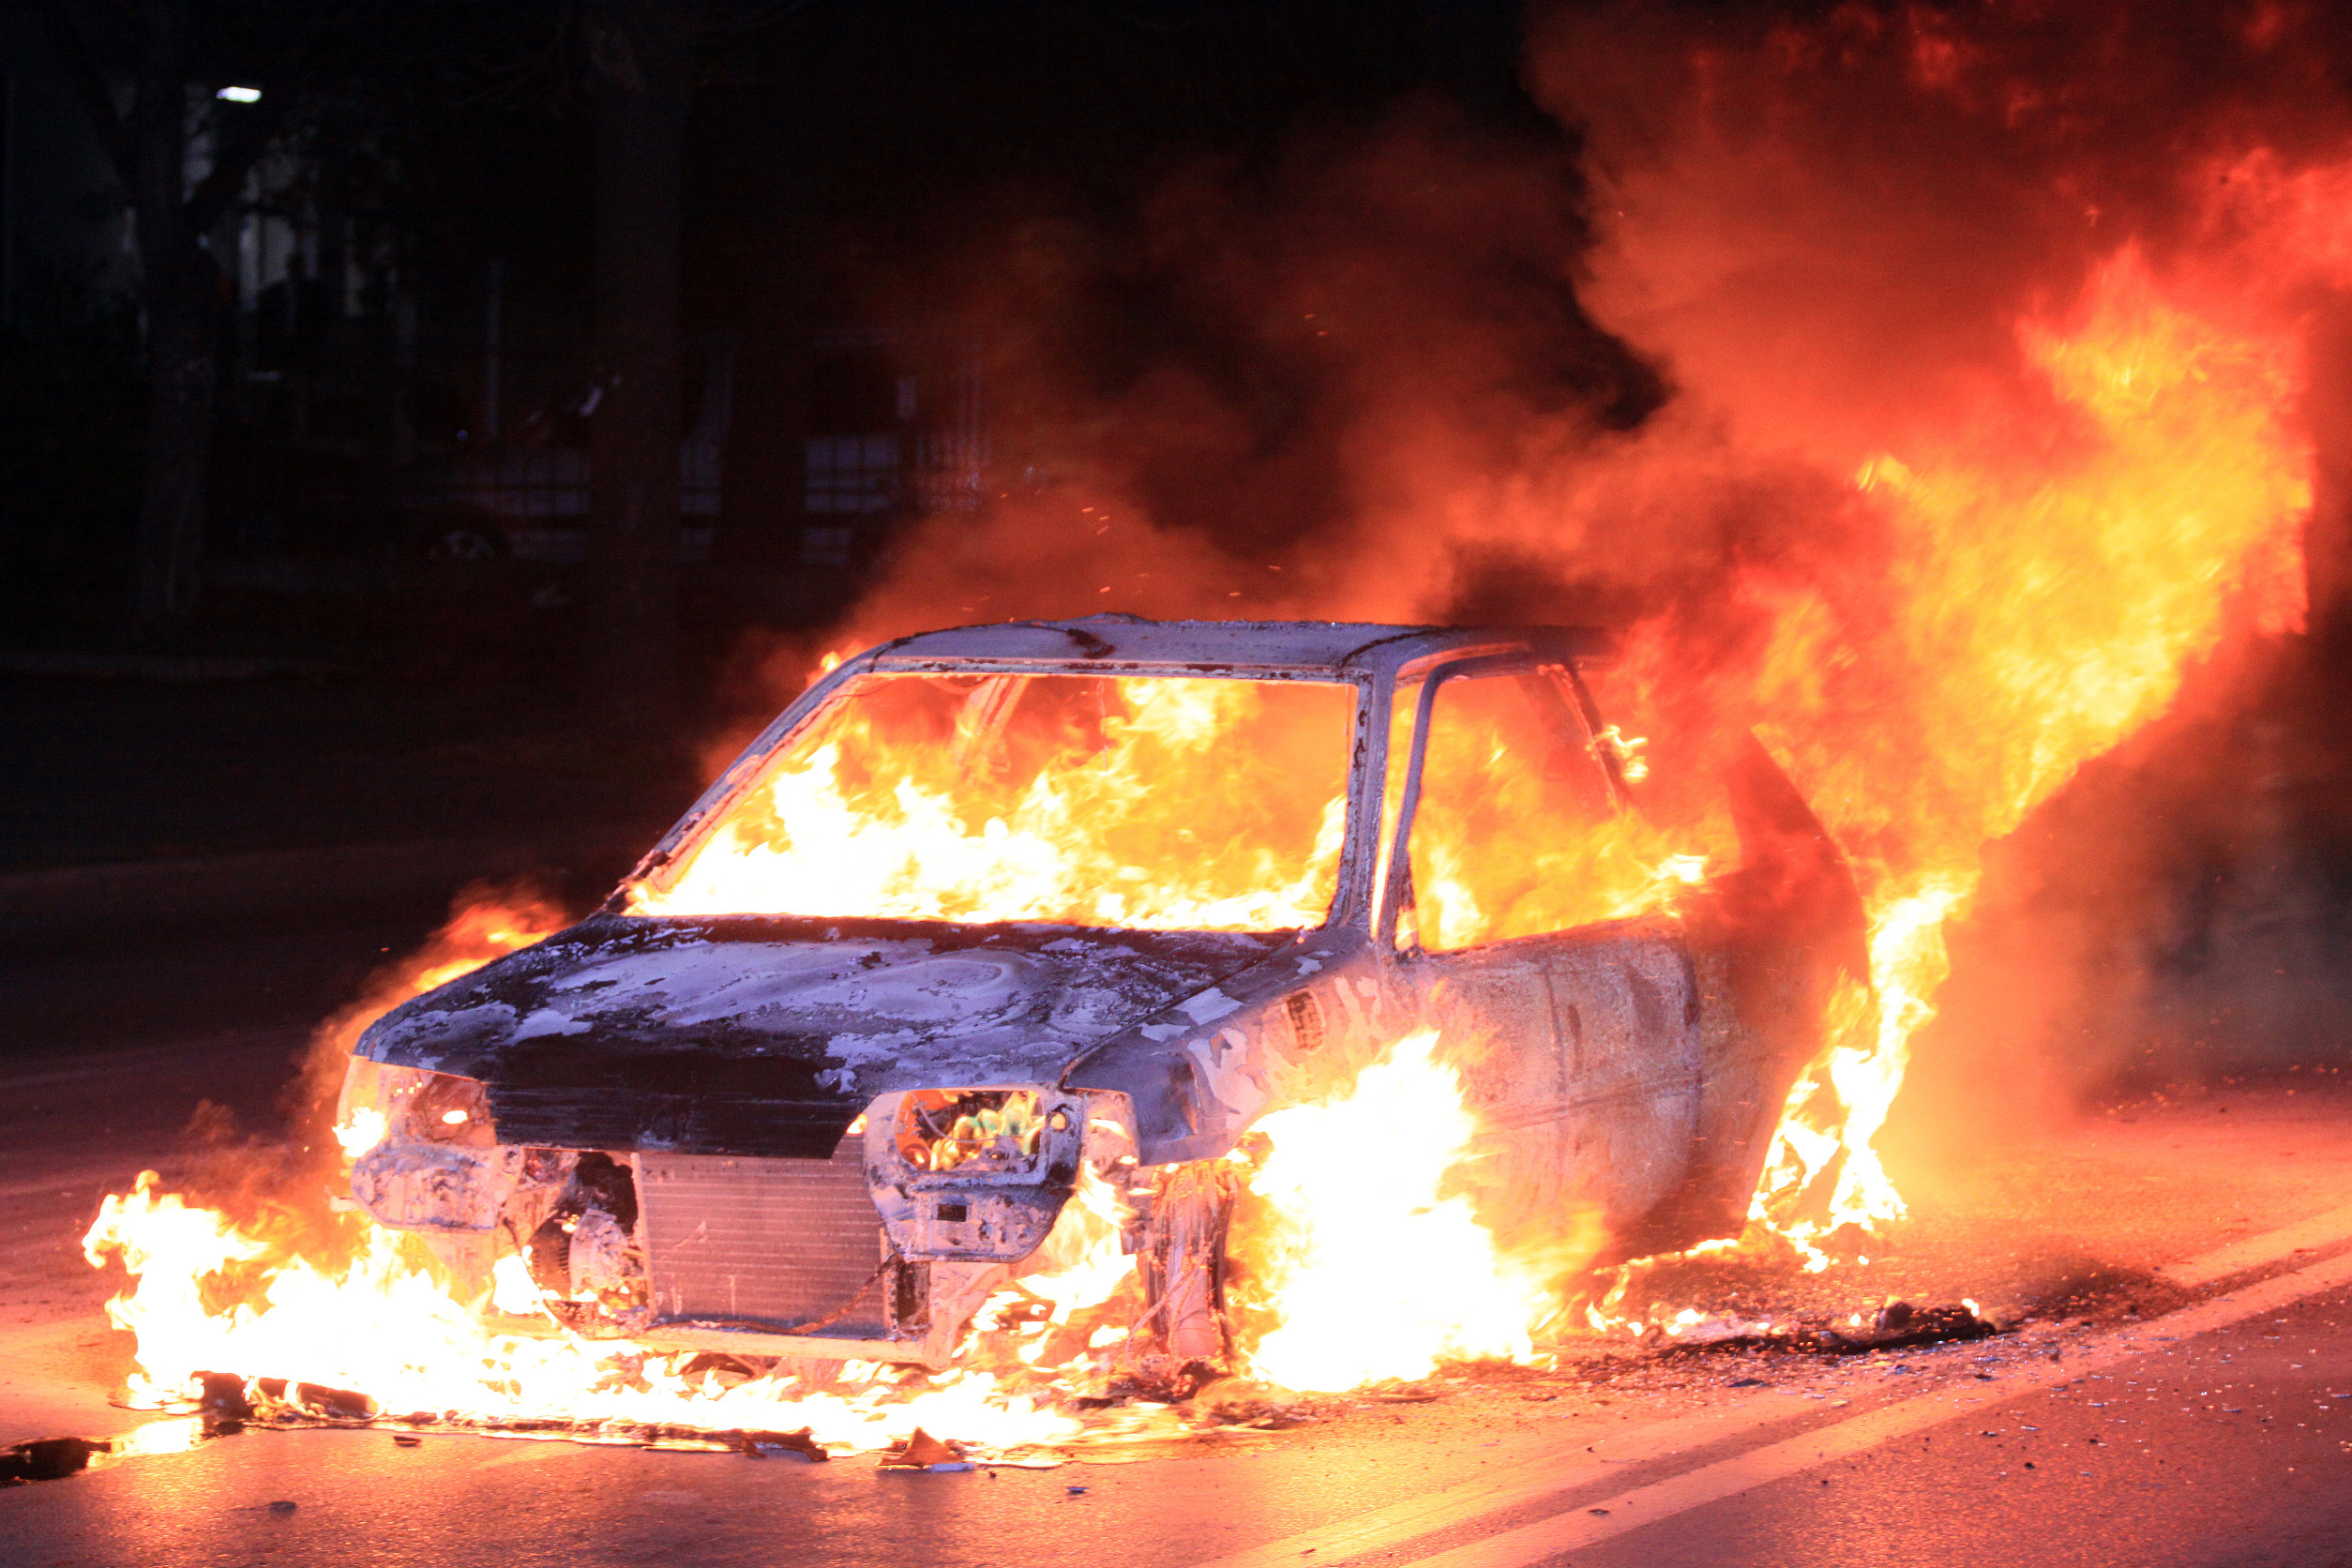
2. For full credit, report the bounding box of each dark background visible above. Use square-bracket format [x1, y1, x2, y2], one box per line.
[3, 0, 2348, 1123]
[0, 0, 1553, 674]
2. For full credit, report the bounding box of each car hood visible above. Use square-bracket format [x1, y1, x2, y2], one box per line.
[355, 912, 1284, 1158]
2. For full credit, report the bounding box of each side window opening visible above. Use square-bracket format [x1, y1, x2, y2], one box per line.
[1395, 665, 1653, 952]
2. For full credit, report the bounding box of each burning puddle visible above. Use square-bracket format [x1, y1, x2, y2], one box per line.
[17, 1288, 2033, 1500]
[56, 1121, 2022, 1485]
[53, 1018, 2015, 1485]
[50, 980, 2184, 1488]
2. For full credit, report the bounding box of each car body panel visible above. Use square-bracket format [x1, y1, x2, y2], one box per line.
[358, 913, 1280, 1159]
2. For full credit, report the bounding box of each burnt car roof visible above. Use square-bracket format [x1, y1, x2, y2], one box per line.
[861, 615, 1613, 675]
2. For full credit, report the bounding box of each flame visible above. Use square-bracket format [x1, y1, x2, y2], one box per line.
[82, 1168, 1090, 1452]
[1227, 1031, 1558, 1391]
[74, 17, 2352, 1431]
[380, 889, 572, 1004]
[1398, 672, 1713, 951]
[297, 884, 569, 1173]
[1741, 247, 2306, 1252]
[909, 1091, 1048, 1171]
[87, 988, 1549, 1441]
[636, 674, 1354, 932]
[333, 1107, 388, 1159]
[78, 242, 2327, 1427]
[1563, 234, 2317, 1302]
[80, 1168, 1139, 1455]
[76, 883, 1172, 1454]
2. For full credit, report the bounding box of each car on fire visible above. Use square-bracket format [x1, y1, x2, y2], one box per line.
[339, 616, 1865, 1368]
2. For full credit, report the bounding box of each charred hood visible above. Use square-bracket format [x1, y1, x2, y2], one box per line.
[356, 912, 1282, 1158]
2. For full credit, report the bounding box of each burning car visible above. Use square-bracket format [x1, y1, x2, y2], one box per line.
[339, 615, 1864, 1370]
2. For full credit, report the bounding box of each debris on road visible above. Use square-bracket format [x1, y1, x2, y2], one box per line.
[197, 1369, 254, 1420]
[1646, 1300, 2001, 1359]
[879, 1427, 972, 1471]
[734, 1427, 829, 1463]
[1372, 1388, 1440, 1403]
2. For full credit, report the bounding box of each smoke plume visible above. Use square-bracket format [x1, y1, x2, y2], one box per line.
[757, 0, 2352, 1122]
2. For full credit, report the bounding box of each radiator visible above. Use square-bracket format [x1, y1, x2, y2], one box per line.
[635, 1137, 888, 1338]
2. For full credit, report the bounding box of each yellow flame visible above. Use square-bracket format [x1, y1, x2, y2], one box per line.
[81, 1171, 1114, 1455]
[637, 675, 1353, 932]
[1230, 1032, 1554, 1390]
[334, 1107, 388, 1160]
[1730, 247, 2308, 1266]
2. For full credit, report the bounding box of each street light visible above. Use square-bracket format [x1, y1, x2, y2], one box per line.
[216, 85, 263, 103]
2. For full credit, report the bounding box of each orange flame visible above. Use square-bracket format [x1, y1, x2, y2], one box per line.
[635, 673, 1355, 931]
[81, 1169, 1122, 1455]
[1605, 241, 2314, 1284]
[83, 241, 2328, 1420]
[77, 888, 1161, 1453]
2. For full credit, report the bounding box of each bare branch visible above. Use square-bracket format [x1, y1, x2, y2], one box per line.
[186, 94, 295, 232]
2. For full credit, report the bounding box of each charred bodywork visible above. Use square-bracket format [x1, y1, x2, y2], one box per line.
[343, 616, 1865, 1365]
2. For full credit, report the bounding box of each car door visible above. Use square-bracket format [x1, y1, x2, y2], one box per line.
[1381, 658, 1705, 1253]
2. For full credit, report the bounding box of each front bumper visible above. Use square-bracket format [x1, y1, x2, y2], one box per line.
[339, 1061, 1128, 1365]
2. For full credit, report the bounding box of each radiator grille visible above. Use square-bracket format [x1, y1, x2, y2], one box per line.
[636, 1137, 886, 1337]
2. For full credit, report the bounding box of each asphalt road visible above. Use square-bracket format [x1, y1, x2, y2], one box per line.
[6, 895, 2352, 1568]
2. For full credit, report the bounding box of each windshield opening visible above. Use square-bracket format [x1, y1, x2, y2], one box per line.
[632, 672, 1357, 931]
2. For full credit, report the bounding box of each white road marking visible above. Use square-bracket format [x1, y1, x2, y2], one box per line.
[472, 1436, 586, 1470]
[1188, 1395, 1817, 1568]
[1192, 1206, 2352, 1568]
[1400, 1247, 2352, 1568]
[2158, 1199, 2352, 1288]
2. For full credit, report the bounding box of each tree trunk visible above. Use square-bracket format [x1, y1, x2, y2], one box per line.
[128, 0, 217, 636]
[582, 0, 700, 736]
